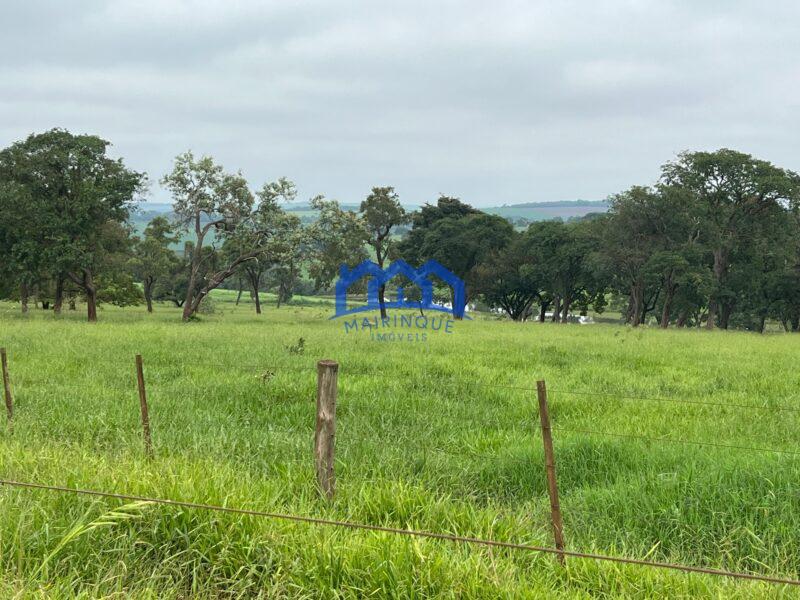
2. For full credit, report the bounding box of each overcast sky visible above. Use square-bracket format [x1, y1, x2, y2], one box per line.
[1, 1, 798, 207]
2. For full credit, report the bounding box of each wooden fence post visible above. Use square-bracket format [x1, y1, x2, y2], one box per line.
[1, 348, 13, 431]
[537, 379, 565, 565]
[315, 359, 338, 499]
[135, 354, 153, 458]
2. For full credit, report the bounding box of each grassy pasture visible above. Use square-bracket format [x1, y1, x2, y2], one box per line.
[0, 296, 799, 598]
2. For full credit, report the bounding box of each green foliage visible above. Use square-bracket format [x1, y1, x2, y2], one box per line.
[661, 149, 800, 328]
[398, 196, 513, 300]
[0, 129, 146, 320]
[308, 195, 369, 290]
[161, 152, 299, 319]
[223, 181, 304, 314]
[360, 186, 408, 266]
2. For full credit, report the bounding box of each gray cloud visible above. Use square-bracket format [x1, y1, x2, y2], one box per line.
[1, 0, 798, 206]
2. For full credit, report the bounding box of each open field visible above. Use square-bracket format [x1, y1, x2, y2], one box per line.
[0, 296, 799, 598]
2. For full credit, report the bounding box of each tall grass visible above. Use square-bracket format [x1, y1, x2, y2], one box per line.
[0, 296, 798, 597]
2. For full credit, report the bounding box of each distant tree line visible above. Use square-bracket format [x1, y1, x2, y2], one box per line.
[1, 129, 799, 332]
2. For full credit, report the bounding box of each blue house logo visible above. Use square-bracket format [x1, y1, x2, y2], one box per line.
[333, 259, 466, 319]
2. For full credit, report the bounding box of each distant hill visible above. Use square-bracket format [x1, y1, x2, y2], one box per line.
[129, 200, 610, 238]
[482, 200, 609, 222]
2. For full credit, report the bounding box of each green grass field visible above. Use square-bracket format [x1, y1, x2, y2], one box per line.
[0, 295, 799, 598]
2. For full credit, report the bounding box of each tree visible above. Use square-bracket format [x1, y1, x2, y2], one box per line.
[0, 129, 146, 321]
[399, 197, 512, 309]
[0, 180, 35, 311]
[520, 220, 603, 323]
[398, 196, 479, 267]
[661, 149, 800, 329]
[473, 232, 540, 320]
[131, 216, 179, 312]
[266, 213, 307, 308]
[597, 185, 702, 327]
[161, 151, 295, 320]
[360, 186, 407, 318]
[307, 196, 369, 290]
[153, 242, 219, 309]
[224, 179, 299, 315]
[161, 152, 252, 320]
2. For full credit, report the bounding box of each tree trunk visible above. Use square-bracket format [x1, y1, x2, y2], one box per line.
[20, 283, 29, 314]
[759, 314, 767, 334]
[551, 296, 561, 323]
[706, 301, 717, 330]
[719, 303, 732, 330]
[660, 271, 676, 328]
[69, 298, 76, 311]
[561, 297, 571, 324]
[630, 281, 644, 327]
[84, 271, 98, 323]
[245, 270, 262, 315]
[254, 278, 262, 315]
[144, 277, 154, 313]
[54, 276, 64, 315]
[706, 248, 729, 331]
[660, 289, 674, 328]
[378, 284, 387, 319]
[182, 269, 197, 321]
[676, 308, 689, 327]
[621, 292, 632, 324]
[235, 278, 243, 305]
[538, 300, 550, 323]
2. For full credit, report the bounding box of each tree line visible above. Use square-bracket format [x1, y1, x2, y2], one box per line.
[1, 129, 799, 332]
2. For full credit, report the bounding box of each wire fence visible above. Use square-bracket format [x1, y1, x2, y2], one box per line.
[0, 350, 799, 588]
[0, 478, 797, 587]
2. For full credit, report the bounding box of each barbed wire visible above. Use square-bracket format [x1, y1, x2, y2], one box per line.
[549, 389, 800, 415]
[0, 478, 797, 587]
[551, 427, 800, 457]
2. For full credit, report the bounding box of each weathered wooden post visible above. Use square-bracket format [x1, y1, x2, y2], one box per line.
[135, 354, 153, 458]
[315, 359, 338, 499]
[537, 379, 565, 565]
[1, 348, 13, 431]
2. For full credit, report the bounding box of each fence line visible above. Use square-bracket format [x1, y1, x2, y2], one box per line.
[549, 389, 800, 414]
[552, 427, 800, 457]
[0, 478, 797, 587]
[3, 352, 800, 588]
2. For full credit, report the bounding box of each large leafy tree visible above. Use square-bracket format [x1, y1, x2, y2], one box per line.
[597, 185, 702, 327]
[526, 219, 603, 323]
[0, 129, 146, 321]
[398, 196, 479, 267]
[399, 197, 512, 308]
[360, 186, 407, 318]
[0, 180, 35, 310]
[661, 149, 800, 329]
[473, 231, 540, 321]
